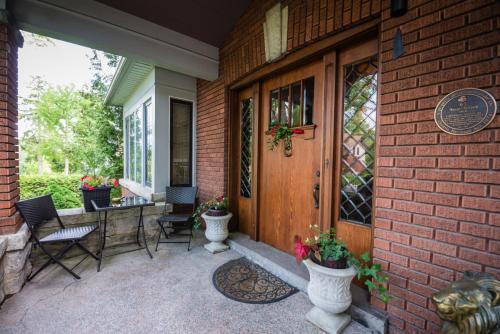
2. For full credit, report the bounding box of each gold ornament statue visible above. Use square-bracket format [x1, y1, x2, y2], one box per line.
[431, 271, 500, 334]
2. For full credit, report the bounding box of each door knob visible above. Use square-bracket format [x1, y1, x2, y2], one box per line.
[313, 183, 320, 208]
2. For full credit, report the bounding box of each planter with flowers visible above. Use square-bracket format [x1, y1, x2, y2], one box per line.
[268, 124, 305, 157]
[295, 225, 389, 334]
[192, 196, 232, 253]
[80, 176, 119, 212]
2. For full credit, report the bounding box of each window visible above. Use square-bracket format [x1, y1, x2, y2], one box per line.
[170, 99, 193, 187]
[339, 55, 378, 225]
[269, 77, 314, 129]
[125, 99, 153, 187]
[144, 101, 153, 187]
[240, 98, 253, 198]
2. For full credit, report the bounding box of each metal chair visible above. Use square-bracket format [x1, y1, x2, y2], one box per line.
[15, 195, 98, 280]
[155, 186, 198, 252]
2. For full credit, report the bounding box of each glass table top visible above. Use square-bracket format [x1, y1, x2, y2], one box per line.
[91, 196, 155, 211]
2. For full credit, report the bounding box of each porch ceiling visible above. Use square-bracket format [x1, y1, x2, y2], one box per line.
[95, 0, 251, 47]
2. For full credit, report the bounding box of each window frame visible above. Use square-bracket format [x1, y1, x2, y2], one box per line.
[169, 98, 193, 187]
[124, 97, 153, 189]
[268, 77, 314, 129]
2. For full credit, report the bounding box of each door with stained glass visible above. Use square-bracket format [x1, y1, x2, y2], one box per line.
[331, 39, 378, 269]
[258, 60, 324, 254]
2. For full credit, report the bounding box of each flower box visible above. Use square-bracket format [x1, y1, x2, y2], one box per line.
[81, 185, 113, 212]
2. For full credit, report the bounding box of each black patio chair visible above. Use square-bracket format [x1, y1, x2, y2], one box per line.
[155, 186, 198, 252]
[15, 195, 98, 280]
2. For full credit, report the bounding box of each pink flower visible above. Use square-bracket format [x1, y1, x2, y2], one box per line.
[83, 182, 88, 188]
[88, 186, 94, 191]
[216, 195, 224, 202]
[294, 237, 309, 262]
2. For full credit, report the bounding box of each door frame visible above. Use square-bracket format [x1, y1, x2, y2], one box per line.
[228, 27, 379, 243]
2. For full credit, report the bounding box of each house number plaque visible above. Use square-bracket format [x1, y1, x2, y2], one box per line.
[434, 88, 497, 135]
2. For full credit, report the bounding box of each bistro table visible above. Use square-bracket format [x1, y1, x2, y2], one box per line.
[92, 196, 155, 272]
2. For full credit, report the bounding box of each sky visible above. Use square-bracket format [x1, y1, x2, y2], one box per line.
[18, 31, 118, 134]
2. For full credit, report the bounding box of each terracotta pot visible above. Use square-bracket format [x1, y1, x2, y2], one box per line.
[303, 258, 356, 333]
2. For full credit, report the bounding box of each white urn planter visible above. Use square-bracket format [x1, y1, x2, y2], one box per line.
[303, 258, 356, 334]
[202, 212, 232, 253]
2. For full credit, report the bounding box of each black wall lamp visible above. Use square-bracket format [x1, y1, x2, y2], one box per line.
[391, 0, 408, 17]
[390, 0, 408, 59]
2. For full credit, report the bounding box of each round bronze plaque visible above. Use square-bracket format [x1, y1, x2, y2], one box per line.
[434, 88, 497, 135]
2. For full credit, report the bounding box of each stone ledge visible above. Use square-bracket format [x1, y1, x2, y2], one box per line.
[0, 223, 30, 252]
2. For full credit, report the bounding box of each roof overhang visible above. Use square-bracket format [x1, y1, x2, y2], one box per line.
[11, 0, 219, 81]
[105, 57, 153, 105]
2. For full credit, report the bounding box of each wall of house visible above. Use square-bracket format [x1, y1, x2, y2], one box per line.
[121, 67, 197, 199]
[196, 0, 500, 333]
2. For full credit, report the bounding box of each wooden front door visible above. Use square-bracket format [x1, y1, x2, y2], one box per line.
[258, 60, 324, 254]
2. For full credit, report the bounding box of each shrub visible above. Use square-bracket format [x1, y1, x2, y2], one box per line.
[20, 175, 83, 209]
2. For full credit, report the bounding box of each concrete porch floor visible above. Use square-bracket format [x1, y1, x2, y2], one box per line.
[0, 234, 366, 334]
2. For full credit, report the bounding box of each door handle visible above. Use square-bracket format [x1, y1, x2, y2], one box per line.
[313, 183, 320, 208]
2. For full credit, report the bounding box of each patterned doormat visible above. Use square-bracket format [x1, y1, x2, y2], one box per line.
[213, 257, 298, 304]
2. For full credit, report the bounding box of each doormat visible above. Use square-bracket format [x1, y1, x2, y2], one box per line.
[212, 257, 298, 304]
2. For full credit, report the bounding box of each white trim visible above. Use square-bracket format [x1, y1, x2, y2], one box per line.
[13, 0, 219, 80]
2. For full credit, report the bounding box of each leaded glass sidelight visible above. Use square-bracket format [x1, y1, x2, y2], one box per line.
[339, 55, 378, 225]
[240, 98, 253, 198]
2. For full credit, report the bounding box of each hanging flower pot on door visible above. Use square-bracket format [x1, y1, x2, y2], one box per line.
[267, 124, 304, 157]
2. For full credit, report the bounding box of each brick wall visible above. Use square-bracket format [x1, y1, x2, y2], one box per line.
[375, 1, 500, 333]
[196, 0, 500, 332]
[0, 22, 21, 235]
[196, 0, 381, 201]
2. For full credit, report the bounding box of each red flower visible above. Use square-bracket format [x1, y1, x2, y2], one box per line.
[83, 182, 88, 188]
[112, 178, 119, 187]
[216, 195, 224, 202]
[88, 186, 94, 191]
[81, 175, 87, 181]
[291, 128, 304, 135]
[294, 238, 309, 262]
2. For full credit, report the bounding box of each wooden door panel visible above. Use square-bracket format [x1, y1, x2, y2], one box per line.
[259, 60, 323, 254]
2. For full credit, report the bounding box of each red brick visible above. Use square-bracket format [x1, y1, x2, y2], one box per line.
[459, 222, 500, 239]
[396, 134, 438, 146]
[409, 258, 455, 281]
[395, 157, 435, 168]
[374, 227, 411, 244]
[394, 179, 434, 192]
[379, 146, 415, 157]
[440, 131, 491, 144]
[464, 171, 500, 185]
[373, 248, 409, 267]
[415, 169, 461, 181]
[459, 248, 500, 267]
[414, 192, 459, 207]
[377, 187, 413, 201]
[374, 238, 391, 251]
[435, 230, 486, 250]
[411, 237, 457, 257]
[436, 206, 486, 224]
[407, 280, 437, 299]
[462, 196, 500, 212]
[391, 242, 431, 262]
[415, 145, 461, 156]
[413, 214, 458, 232]
[489, 240, 500, 255]
[393, 200, 434, 215]
[433, 253, 482, 272]
[406, 302, 442, 327]
[465, 143, 500, 156]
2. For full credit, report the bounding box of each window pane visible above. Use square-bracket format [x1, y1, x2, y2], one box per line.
[291, 82, 301, 127]
[134, 109, 143, 183]
[269, 89, 279, 128]
[240, 98, 253, 198]
[280, 86, 290, 125]
[125, 116, 130, 179]
[171, 100, 192, 186]
[340, 56, 378, 225]
[129, 113, 136, 182]
[303, 77, 314, 125]
[145, 101, 153, 187]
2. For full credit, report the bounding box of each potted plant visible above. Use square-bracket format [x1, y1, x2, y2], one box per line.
[80, 175, 119, 212]
[192, 196, 232, 253]
[295, 225, 389, 334]
[268, 124, 304, 157]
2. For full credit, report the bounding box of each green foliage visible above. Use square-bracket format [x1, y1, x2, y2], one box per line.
[20, 175, 82, 209]
[268, 124, 293, 151]
[192, 196, 229, 230]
